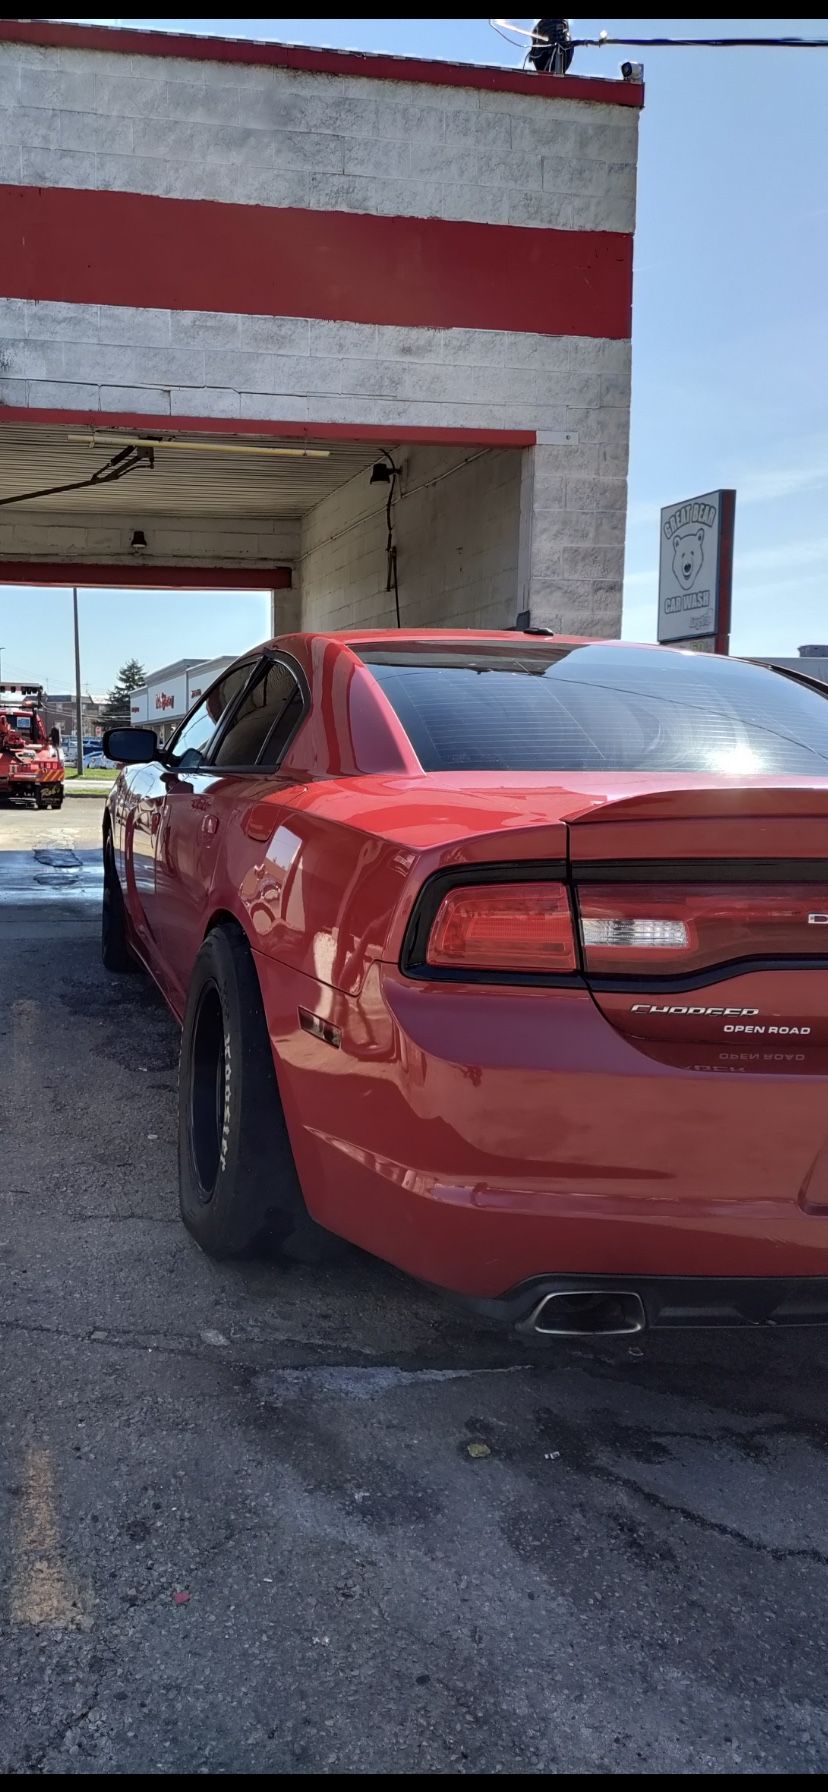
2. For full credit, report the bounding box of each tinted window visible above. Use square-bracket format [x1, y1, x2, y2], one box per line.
[168, 661, 254, 764]
[212, 660, 303, 768]
[356, 643, 828, 775]
[258, 685, 305, 767]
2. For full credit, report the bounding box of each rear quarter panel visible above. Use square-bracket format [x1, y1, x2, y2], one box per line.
[214, 786, 417, 997]
[220, 775, 574, 996]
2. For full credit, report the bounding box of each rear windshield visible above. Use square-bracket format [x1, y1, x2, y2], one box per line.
[356, 643, 828, 775]
[3, 712, 36, 737]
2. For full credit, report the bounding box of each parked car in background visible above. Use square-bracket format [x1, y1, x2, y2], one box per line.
[101, 631, 828, 1337]
[62, 737, 104, 758]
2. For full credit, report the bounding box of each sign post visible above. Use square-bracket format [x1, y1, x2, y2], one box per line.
[657, 489, 736, 653]
[72, 586, 83, 776]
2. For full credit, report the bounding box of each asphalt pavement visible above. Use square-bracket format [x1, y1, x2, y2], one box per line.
[1, 799, 827, 1773]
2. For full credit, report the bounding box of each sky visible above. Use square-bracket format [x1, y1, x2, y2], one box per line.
[1, 16, 826, 690]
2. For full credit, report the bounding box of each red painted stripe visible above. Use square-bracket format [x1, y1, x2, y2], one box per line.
[0, 19, 643, 108]
[0, 408, 537, 448]
[1, 186, 632, 340]
[0, 563, 292, 589]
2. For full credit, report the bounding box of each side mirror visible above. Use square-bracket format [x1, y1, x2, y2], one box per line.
[175, 747, 204, 773]
[103, 726, 159, 765]
[49, 726, 61, 748]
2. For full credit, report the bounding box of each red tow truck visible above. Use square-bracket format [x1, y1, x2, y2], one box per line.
[0, 682, 64, 810]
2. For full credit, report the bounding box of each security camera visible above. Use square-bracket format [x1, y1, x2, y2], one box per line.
[620, 60, 644, 82]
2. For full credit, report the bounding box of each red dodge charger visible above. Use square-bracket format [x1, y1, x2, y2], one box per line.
[103, 631, 828, 1337]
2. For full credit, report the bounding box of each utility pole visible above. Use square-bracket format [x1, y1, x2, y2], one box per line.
[72, 587, 83, 777]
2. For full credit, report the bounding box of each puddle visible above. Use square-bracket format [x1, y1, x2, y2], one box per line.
[0, 849, 102, 907]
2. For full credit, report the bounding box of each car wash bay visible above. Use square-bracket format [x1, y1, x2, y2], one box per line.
[0, 16, 826, 1768]
[1, 798, 828, 1772]
[0, 421, 535, 640]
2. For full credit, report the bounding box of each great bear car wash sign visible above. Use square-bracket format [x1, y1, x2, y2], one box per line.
[657, 489, 736, 652]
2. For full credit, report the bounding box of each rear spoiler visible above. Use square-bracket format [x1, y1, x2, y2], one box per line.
[768, 663, 828, 698]
[569, 783, 828, 827]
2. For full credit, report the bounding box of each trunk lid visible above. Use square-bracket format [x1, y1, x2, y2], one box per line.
[567, 779, 828, 1049]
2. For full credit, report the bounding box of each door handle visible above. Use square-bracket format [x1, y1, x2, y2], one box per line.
[202, 815, 219, 837]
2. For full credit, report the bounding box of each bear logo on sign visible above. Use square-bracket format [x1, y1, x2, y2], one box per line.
[672, 527, 705, 589]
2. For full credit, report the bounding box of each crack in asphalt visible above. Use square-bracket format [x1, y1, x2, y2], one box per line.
[0, 1202, 179, 1224]
[0, 1316, 248, 1369]
[19, 1691, 103, 1775]
[0, 1315, 534, 1377]
[607, 1467, 828, 1569]
[530, 1406, 828, 1569]
[8, 1319, 823, 1563]
[43, 1213, 179, 1225]
[548, 1355, 828, 1460]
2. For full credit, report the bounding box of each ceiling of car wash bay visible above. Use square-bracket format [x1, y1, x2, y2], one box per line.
[0, 425, 382, 520]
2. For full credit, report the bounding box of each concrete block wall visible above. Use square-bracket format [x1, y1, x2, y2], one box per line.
[0, 41, 637, 232]
[0, 26, 640, 637]
[0, 302, 631, 441]
[522, 402, 630, 637]
[299, 446, 521, 634]
[0, 509, 299, 571]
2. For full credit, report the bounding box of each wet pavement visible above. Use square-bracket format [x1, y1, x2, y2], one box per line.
[0, 810, 102, 940]
[1, 802, 827, 1772]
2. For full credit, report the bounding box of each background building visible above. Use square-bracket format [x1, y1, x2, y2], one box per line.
[129, 656, 234, 742]
[751, 645, 828, 683]
[45, 691, 106, 738]
[0, 19, 642, 639]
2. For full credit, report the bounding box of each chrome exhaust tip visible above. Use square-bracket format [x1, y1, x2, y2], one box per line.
[520, 1288, 647, 1338]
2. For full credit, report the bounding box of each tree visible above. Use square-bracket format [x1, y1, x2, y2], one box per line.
[102, 658, 147, 728]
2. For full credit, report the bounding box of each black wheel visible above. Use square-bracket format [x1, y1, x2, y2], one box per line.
[101, 832, 137, 973]
[177, 925, 313, 1259]
[52, 789, 64, 809]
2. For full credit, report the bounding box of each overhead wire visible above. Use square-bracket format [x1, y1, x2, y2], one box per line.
[375, 448, 402, 630]
[295, 447, 494, 633]
[582, 35, 828, 49]
[0, 444, 154, 510]
[489, 22, 828, 52]
[489, 19, 529, 51]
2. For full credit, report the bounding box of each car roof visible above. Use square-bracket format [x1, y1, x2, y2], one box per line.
[264, 629, 681, 655]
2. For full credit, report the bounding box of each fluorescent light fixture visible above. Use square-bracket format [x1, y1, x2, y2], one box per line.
[68, 433, 331, 460]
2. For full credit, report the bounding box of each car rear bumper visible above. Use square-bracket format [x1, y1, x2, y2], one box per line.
[462, 1273, 828, 1335]
[258, 957, 828, 1300]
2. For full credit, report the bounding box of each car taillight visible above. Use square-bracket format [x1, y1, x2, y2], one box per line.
[578, 883, 828, 975]
[427, 882, 577, 974]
